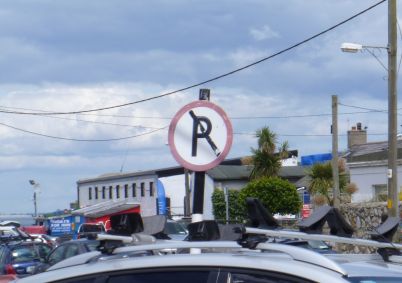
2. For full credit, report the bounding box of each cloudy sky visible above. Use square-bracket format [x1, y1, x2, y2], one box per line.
[0, 0, 398, 213]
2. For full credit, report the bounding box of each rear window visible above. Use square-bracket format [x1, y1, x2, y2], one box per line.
[80, 224, 105, 233]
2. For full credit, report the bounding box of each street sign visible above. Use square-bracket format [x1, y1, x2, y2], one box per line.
[168, 100, 233, 171]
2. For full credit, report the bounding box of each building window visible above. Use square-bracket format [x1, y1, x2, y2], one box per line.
[116, 185, 120, 199]
[132, 183, 137, 197]
[140, 182, 145, 197]
[149, 182, 154, 197]
[373, 184, 387, 202]
[95, 187, 99, 199]
[124, 184, 128, 198]
[109, 186, 113, 199]
[88, 187, 92, 200]
[102, 186, 106, 199]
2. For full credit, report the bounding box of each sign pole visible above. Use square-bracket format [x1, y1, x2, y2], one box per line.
[192, 89, 210, 222]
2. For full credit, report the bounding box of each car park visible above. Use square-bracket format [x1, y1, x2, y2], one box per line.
[0, 241, 52, 277]
[12, 210, 402, 283]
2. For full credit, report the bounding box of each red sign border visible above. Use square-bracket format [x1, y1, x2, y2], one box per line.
[168, 100, 233, 172]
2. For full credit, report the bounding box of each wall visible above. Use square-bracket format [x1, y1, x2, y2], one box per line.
[338, 202, 401, 252]
[348, 161, 402, 203]
[77, 174, 158, 217]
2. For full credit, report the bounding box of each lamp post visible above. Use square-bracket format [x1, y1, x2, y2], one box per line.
[29, 180, 40, 218]
[340, 0, 398, 218]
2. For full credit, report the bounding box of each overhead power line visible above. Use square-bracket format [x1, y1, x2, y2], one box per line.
[0, 105, 386, 121]
[0, 0, 386, 116]
[0, 122, 168, 142]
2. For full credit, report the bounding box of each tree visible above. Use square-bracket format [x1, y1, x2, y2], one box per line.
[250, 127, 286, 179]
[238, 176, 301, 215]
[308, 159, 355, 205]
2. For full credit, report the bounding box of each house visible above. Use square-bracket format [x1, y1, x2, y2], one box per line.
[344, 123, 402, 202]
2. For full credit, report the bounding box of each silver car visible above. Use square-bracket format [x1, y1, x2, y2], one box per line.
[8, 239, 372, 283]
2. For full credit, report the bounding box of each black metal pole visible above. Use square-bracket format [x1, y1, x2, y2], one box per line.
[192, 171, 205, 214]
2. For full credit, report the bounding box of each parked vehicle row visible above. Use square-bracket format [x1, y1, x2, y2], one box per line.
[1, 204, 401, 283]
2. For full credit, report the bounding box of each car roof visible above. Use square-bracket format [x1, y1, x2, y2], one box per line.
[17, 248, 349, 283]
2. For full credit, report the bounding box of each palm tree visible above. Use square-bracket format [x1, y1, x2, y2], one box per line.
[308, 159, 353, 205]
[249, 127, 282, 179]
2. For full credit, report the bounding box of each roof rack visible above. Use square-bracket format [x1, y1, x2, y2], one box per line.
[99, 239, 347, 276]
[243, 227, 402, 250]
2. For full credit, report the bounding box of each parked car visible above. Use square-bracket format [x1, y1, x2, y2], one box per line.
[76, 223, 105, 239]
[28, 234, 59, 249]
[33, 238, 100, 274]
[14, 236, 402, 283]
[0, 241, 52, 277]
[0, 227, 30, 243]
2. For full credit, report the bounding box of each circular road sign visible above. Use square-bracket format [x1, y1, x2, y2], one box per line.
[168, 100, 233, 172]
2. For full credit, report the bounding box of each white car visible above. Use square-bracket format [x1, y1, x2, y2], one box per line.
[14, 240, 352, 283]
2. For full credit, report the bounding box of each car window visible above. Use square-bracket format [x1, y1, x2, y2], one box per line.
[347, 277, 402, 283]
[36, 243, 52, 260]
[107, 270, 213, 283]
[80, 225, 104, 233]
[65, 244, 80, 258]
[85, 241, 100, 251]
[226, 270, 314, 283]
[0, 246, 7, 263]
[0, 229, 19, 237]
[164, 221, 187, 235]
[10, 245, 38, 263]
[48, 245, 68, 266]
[56, 268, 315, 283]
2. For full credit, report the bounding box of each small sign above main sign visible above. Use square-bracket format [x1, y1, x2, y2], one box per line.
[168, 100, 233, 172]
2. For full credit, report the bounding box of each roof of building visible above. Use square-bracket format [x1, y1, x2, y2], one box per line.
[207, 165, 309, 182]
[77, 157, 309, 186]
[345, 139, 402, 163]
[72, 200, 140, 218]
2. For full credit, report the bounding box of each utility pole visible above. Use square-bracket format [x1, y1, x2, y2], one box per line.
[387, 0, 399, 218]
[332, 95, 340, 208]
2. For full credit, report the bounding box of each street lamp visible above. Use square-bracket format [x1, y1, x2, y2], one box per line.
[29, 180, 40, 218]
[340, 0, 398, 219]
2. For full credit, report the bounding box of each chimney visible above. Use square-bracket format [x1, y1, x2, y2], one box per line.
[347, 122, 367, 148]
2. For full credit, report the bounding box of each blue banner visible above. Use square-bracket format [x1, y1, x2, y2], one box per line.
[157, 180, 167, 215]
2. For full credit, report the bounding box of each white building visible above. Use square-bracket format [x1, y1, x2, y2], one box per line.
[76, 157, 308, 220]
[344, 123, 402, 202]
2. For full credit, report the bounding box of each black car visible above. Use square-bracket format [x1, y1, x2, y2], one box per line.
[34, 239, 100, 273]
[76, 223, 105, 239]
[0, 241, 52, 277]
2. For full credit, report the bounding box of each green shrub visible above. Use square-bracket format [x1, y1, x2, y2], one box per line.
[238, 176, 301, 215]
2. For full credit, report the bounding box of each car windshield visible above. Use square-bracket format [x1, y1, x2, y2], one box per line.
[11, 245, 38, 263]
[80, 225, 104, 233]
[164, 221, 187, 235]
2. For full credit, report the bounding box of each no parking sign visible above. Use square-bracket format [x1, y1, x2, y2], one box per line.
[168, 100, 233, 171]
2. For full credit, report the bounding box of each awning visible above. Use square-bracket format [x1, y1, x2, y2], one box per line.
[72, 200, 140, 218]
